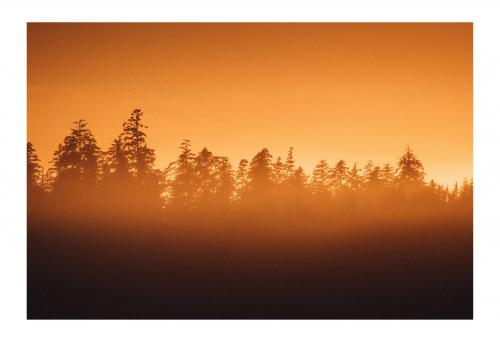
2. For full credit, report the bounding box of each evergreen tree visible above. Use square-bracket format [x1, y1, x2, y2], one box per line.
[248, 148, 274, 196]
[121, 109, 156, 179]
[366, 166, 383, 189]
[396, 145, 425, 189]
[214, 156, 235, 205]
[193, 147, 218, 205]
[289, 166, 308, 193]
[381, 163, 395, 188]
[272, 156, 287, 185]
[27, 142, 42, 190]
[347, 163, 364, 191]
[449, 182, 459, 202]
[330, 159, 349, 193]
[51, 120, 100, 193]
[171, 139, 196, 209]
[311, 160, 331, 197]
[285, 147, 295, 179]
[363, 160, 375, 182]
[103, 137, 130, 179]
[459, 178, 473, 202]
[235, 159, 249, 202]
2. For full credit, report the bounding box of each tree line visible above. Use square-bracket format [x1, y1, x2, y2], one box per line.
[27, 109, 473, 220]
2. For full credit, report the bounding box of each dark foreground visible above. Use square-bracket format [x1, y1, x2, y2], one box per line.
[28, 214, 472, 319]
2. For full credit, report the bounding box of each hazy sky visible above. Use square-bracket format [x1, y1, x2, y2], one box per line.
[28, 23, 472, 186]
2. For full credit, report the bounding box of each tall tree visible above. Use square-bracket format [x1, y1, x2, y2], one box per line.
[380, 163, 396, 188]
[363, 160, 374, 183]
[285, 147, 295, 179]
[396, 145, 425, 189]
[193, 147, 217, 205]
[272, 156, 287, 185]
[449, 182, 459, 202]
[248, 148, 274, 196]
[214, 156, 235, 205]
[347, 163, 364, 191]
[51, 119, 100, 193]
[366, 166, 383, 189]
[330, 159, 349, 193]
[289, 166, 308, 194]
[103, 137, 130, 179]
[27, 142, 42, 191]
[235, 159, 249, 202]
[121, 109, 156, 179]
[311, 160, 331, 197]
[170, 139, 196, 209]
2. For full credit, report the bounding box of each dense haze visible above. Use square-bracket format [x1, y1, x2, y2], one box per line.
[27, 110, 473, 318]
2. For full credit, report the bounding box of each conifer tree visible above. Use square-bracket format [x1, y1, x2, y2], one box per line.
[51, 119, 100, 193]
[311, 160, 331, 197]
[347, 163, 364, 191]
[285, 147, 295, 179]
[27, 142, 42, 191]
[381, 163, 395, 188]
[171, 139, 196, 208]
[121, 109, 156, 179]
[248, 148, 274, 196]
[214, 156, 235, 205]
[330, 159, 349, 193]
[235, 159, 249, 202]
[272, 156, 287, 185]
[396, 145, 425, 188]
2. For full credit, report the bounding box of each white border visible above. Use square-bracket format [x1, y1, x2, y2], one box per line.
[2, 1, 500, 341]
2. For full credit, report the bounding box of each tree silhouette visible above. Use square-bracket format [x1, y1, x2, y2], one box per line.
[171, 139, 196, 210]
[235, 159, 249, 202]
[51, 120, 100, 197]
[28, 109, 472, 228]
[347, 163, 363, 191]
[285, 147, 295, 179]
[121, 109, 156, 179]
[272, 156, 287, 185]
[214, 156, 235, 206]
[311, 160, 331, 198]
[330, 159, 349, 193]
[27, 142, 42, 191]
[380, 163, 396, 189]
[248, 148, 274, 195]
[396, 145, 425, 189]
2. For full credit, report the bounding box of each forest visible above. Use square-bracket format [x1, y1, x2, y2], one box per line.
[27, 109, 473, 319]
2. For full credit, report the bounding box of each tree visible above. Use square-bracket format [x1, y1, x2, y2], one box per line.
[380, 163, 395, 188]
[449, 182, 459, 202]
[459, 178, 473, 203]
[247, 148, 274, 197]
[347, 163, 364, 191]
[214, 156, 235, 205]
[330, 159, 349, 193]
[235, 159, 249, 202]
[311, 160, 331, 197]
[285, 147, 295, 179]
[366, 166, 383, 189]
[193, 147, 218, 205]
[51, 119, 100, 194]
[272, 156, 287, 185]
[121, 109, 156, 179]
[27, 142, 42, 191]
[363, 160, 374, 183]
[103, 137, 130, 179]
[396, 145, 425, 189]
[170, 139, 196, 209]
[289, 166, 308, 193]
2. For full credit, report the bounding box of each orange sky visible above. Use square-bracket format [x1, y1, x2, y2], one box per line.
[27, 23, 472, 186]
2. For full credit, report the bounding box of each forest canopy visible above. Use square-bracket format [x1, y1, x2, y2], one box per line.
[27, 109, 473, 223]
